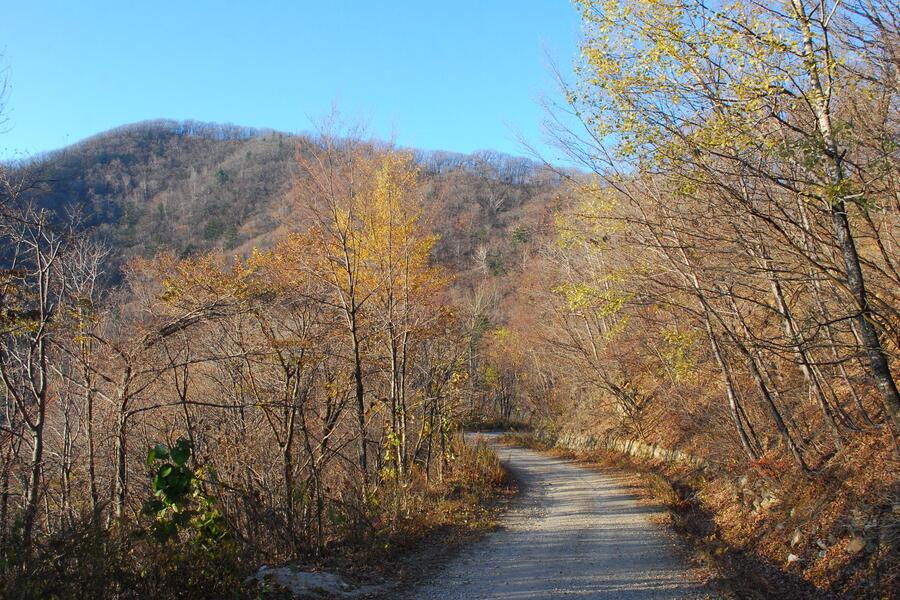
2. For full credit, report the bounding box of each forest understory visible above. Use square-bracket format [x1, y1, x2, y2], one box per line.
[2, 435, 511, 599]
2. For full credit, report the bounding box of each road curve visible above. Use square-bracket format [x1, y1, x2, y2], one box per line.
[404, 432, 711, 600]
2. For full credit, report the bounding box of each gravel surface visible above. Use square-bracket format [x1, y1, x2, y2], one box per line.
[403, 432, 713, 600]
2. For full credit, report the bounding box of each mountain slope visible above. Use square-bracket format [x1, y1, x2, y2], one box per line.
[17, 119, 564, 279]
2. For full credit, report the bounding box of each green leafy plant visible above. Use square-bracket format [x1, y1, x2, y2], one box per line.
[143, 438, 228, 547]
[510, 225, 531, 245]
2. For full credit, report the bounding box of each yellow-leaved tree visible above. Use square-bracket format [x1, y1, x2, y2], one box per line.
[358, 151, 446, 479]
[288, 133, 450, 488]
[565, 0, 900, 442]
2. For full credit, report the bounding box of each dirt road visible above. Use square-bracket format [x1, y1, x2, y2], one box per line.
[404, 433, 712, 599]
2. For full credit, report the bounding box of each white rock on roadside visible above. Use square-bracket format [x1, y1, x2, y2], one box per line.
[846, 536, 866, 555]
[247, 566, 387, 599]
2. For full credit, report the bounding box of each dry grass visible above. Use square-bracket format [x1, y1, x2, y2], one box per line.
[1, 437, 514, 600]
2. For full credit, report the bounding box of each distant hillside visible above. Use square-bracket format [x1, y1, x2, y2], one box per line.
[15, 119, 565, 279]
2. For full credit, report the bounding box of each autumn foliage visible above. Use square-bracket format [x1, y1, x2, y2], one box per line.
[0, 137, 509, 598]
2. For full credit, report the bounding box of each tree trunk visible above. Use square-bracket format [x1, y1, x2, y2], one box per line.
[764, 255, 844, 448]
[703, 313, 761, 460]
[21, 421, 45, 553]
[113, 411, 128, 519]
[349, 312, 368, 489]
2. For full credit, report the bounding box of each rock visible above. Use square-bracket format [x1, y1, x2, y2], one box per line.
[816, 539, 827, 550]
[846, 536, 866, 555]
[787, 553, 801, 564]
[818, 550, 827, 558]
[790, 528, 803, 547]
[760, 496, 779, 510]
[775, 522, 785, 530]
[248, 566, 387, 598]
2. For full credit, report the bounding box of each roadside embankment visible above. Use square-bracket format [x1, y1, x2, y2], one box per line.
[506, 429, 897, 600]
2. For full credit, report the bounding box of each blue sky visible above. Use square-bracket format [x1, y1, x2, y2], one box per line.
[0, 1, 580, 162]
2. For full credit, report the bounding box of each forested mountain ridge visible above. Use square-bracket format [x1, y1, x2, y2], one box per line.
[14, 119, 561, 278]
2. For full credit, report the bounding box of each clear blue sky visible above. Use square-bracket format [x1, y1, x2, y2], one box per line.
[0, 1, 580, 162]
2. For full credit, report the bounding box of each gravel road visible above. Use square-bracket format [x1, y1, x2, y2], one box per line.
[404, 432, 712, 600]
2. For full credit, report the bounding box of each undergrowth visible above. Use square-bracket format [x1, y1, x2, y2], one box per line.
[1, 436, 510, 600]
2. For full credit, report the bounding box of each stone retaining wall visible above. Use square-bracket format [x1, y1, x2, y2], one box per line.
[535, 429, 709, 471]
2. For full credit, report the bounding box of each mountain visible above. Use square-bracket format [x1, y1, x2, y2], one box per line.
[14, 119, 565, 280]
